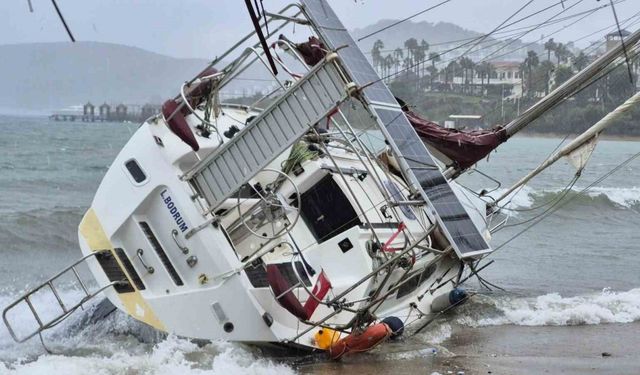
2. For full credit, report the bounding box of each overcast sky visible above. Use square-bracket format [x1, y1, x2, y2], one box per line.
[2, 0, 638, 58]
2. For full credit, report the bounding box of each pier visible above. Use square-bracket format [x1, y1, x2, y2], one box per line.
[50, 102, 162, 123]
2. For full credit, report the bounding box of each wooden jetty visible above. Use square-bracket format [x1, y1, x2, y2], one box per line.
[50, 102, 161, 123]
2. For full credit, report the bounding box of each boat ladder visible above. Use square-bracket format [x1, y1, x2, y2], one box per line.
[182, 51, 351, 213]
[2, 250, 128, 343]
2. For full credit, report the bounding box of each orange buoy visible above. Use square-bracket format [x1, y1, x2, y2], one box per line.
[314, 328, 341, 350]
[328, 323, 392, 360]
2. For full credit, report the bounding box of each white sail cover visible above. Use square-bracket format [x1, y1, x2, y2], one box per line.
[566, 136, 598, 171]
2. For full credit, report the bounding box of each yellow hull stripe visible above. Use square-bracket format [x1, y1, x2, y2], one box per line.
[79, 209, 166, 331]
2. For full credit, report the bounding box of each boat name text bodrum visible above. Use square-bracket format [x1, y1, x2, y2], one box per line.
[161, 189, 188, 232]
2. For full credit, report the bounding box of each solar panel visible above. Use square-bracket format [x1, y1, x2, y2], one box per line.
[300, 0, 492, 258]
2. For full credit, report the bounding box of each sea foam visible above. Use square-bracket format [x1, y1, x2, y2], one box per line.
[587, 187, 640, 208]
[459, 288, 640, 327]
[488, 186, 640, 212]
[0, 289, 296, 375]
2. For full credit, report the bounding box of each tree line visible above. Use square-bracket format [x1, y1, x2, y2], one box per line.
[375, 37, 640, 135]
[372, 36, 635, 100]
[371, 38, 508, 95]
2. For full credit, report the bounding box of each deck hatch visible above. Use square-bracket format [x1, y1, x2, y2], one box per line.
[95, 251, 134, 293]
[138, 221, 184, 286]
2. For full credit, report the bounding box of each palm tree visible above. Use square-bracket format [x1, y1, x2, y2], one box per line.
[371, 39, 384, 75]
[393, 48, 404, 75]
[554, 43, 571, 66]
[458, 57, 475, 93]
[544, 38, 557, 62]
[384, 54, 395, 81]
[445, 60, 459, 89]
[468, 60, 476, 86]
[404, 38, 419, 74]
[477, 61, 495, 95]
[420, 39, 430, 78]
[403, 56, 413, 80]
[485, 62, 496, 86]
[574, 51, 589, 71]
[524, 50, 540, 97]
[414, 47, 427, 89]
[429, 52, 440, 69]
[426, 65, 439, 90]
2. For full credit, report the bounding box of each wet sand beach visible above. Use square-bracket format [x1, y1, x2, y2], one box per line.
[299, 322, 640, 374]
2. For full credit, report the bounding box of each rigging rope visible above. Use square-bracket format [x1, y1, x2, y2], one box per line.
[373, 2, 580, 82]
[357, 0, 453, 42]
[609, 0, 635, 83]
[50, 0, 75, 42]
[373, 0, 631, 84]
[481, 6, 639, 63]
[498, 174, 580, 230]
[474, 0, 586, 63]
[495, 133, 572, 213]
[444, 3, 638, 74]
[459, 0, 535, 58]
[366, 0, 629, 56]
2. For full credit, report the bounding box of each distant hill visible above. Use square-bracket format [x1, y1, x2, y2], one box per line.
[354, 19, 484, 51]
[0, 42, 216, 114]
[0, 20, 542, 113]
[354, 19, 538, 63]
[0, 42, 210, 112]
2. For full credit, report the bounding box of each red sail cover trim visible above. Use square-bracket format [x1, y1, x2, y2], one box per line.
[403, 108, 507, 169]
[295, 36, 327, 66]
[160, 67, 219, 152]
[162, 99, 200, 152]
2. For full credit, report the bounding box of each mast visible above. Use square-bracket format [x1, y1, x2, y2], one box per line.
[443, 29, 640, 179]
[493, 91, 640, 205]
[503, 29, 640, 138]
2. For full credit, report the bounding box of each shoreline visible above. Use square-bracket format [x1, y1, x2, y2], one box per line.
[299, 322, 640, 375]
[2, 113, 639, 142]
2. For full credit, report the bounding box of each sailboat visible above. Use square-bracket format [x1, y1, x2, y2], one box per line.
[4, 0, 639, 358]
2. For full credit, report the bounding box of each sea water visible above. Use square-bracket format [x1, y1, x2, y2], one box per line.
[1, 116, 639, 374]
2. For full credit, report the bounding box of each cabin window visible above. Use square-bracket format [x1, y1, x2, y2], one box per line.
[125, 159, 146, 183]
[298, 175, 361, 243]
[396, 263, 438, 299]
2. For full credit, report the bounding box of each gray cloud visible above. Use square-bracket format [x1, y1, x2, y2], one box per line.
[1, 0, 637, 58]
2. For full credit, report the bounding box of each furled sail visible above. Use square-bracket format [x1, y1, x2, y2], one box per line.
[401, 105, 507, 169]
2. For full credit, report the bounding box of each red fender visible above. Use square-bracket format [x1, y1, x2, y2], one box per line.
[329, 323, 392, 360]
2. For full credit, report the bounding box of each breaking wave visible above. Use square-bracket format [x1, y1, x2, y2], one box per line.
[458, 288, 640, 327]
[489, 186, 640, 211]
[0, 289, 296, 375]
